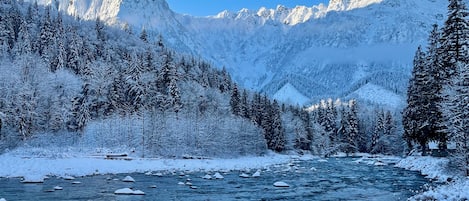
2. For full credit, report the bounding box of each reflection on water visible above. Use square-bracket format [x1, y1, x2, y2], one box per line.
[0, 158, 431, 201]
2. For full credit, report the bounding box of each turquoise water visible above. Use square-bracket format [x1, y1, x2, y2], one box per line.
[0, 158, 431, 200]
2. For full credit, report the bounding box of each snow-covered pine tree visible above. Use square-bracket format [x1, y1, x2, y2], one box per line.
[38, 6, 54, 59]
[371, 110, 385, 154]
[230, 84, 241, 116]
[168, 75, 182, 115]
[438, 0, 469, 149]
[445, 62, 469, 176]
[344, 100, 359, 154]
[403, 46, 430, 154]
[140, 28, 148, 43]
[51, 12, 66, 72]
[13, 18, 32, 56]
[0, 6, 14, 57]
[69, 84, 91, 132]
[240, 89, 250, 119]
[66, 26, 82, 74]
[271, 100, 285, 152]
[95, 17, 106, 57]
[125, 52, 145, 113]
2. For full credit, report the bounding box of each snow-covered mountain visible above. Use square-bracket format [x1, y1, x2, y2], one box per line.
[33, 0, 449, 106]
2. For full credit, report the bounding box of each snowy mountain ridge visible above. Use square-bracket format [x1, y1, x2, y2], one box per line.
[211, 0, 383, 26]
[31, 0, 450, 106]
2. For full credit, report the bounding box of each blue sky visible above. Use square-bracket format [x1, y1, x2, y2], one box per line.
[166, 0, 329, 16]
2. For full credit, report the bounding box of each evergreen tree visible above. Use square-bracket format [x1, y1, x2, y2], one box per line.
[270, 100, 285, 152]
[438, 0, 469, 149]
[13, 18, 32, 56]
[69, 84, 91, 132]
[344, 100, 359, 154]
[140, 28, 148, 43]
[230, 84, 241, 116]
[38, 6, 54, 58]
[445, 62, 469, 176]
[240, 89, 250, 119]
[371, 110, 384, 154]
[67, 27, 82, 74]
[403, 46, 431, 153]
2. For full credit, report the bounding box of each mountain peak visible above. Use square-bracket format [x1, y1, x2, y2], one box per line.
[327, 0, 383, 11]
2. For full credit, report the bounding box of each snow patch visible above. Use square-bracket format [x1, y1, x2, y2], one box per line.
[0, 150, 290, 179]
[272, 83, 310, 106]
[349, 83, 405, 108]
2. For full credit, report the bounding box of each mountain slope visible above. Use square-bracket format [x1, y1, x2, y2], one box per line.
[32, 0, 449, 107]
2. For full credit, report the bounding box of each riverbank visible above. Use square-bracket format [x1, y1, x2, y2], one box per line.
[397, 156, 469, 200]
[0, 148, 318, 181]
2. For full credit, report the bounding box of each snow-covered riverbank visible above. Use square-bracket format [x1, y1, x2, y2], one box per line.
[0, 149, 314, 181]
[397, 156, 469, 200]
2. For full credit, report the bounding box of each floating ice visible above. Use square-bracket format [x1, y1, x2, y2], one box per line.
[54, 186, 63, 190]
[239, 173, 250, 178]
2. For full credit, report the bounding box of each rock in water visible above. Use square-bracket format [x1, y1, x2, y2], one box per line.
[202, 174, 212, 180]
[318, 159, 328, 163]
[273, 181, 290, 187]
[252, 171, 261, 178]
[123, 176, 135, 182]
[63, 176, 75, 180]
[213, 172, 224, 179]
[374, 162, 386, 166]
[114, 188, 145, 195]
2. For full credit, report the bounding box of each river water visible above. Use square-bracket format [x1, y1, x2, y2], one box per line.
[0, 158, 431, 200]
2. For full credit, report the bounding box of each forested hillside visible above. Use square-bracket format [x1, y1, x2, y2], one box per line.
[0, 0, 405, 158]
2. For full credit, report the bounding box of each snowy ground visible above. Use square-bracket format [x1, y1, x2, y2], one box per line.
[397, 156, 469, 201]
[0, 147, 316, 181]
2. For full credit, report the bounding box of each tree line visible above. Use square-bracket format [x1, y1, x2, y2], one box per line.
[403, 0, 469, 176]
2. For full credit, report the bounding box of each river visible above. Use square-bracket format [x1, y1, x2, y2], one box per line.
[0, 157, 431, 200]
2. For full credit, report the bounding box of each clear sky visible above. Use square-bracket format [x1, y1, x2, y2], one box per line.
[166, 0, 330, 16]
